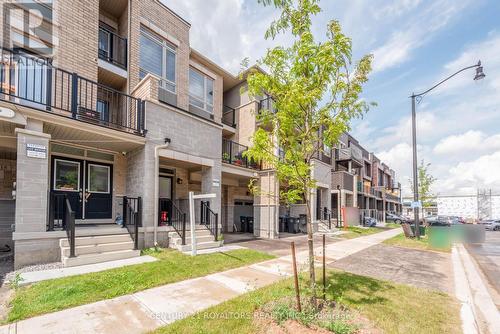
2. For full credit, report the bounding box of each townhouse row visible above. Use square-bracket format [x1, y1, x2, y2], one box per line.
[0, 0, 401, 269]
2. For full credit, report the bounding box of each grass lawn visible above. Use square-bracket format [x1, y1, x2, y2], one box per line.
[340, 226, 385, 239]
[7, 248, 274, 322]
[385, 222, 402, 229]
[153, 269, 460, 334]
[383, 233, 451, 252]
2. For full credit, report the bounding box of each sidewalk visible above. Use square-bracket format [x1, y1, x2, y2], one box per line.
[0, 228, 401, 334]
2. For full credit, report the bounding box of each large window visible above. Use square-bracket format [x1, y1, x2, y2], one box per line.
[139, 27, 176, 93]
[189, 68, 214, 113]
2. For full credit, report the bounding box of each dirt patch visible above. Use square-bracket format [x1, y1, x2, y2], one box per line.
[253, 297, 381, 334]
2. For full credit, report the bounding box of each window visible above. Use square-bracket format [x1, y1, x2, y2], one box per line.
[54, 160, 80, 191]
[189, 68, 214, 113]
[88, 164, 110, 193]
[323, 143, 331, 156]
[139, 27, 176, 93]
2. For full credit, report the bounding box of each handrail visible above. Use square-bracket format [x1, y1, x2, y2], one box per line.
[63, 196, 76, 258]
[122, 196, 141, 250]
[98, 26, 127, 69]
[159, 198, 186, 245]
[200, 201, 218, 241]
[323, 207, 332, 229]
[0, 46, 145, 135]
[222, 105, 236, 127]
[222, 138, 261, 170]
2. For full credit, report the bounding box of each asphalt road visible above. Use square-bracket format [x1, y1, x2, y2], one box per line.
[465, 231, 500, 308]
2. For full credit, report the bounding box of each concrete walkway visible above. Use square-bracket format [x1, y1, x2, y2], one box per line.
[0, 228, 401, 334]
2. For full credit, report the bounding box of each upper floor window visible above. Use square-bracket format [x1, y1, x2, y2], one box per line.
[139, 27, 176, 93]
[323, 143, 331, 156]
[189, 68, 214, 113]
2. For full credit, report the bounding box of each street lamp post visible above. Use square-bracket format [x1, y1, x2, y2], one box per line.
[410, 61, 485, 239]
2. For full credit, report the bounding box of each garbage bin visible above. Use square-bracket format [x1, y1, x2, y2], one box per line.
[247, 217, 254, 233]
[299, 214, 307, 233]
[428, 227, 450, 249]
[410, 225, 426, 236]
[288, 217, 300, 234]
[240, 216, 247, 233]
[279, 217, 287, 232]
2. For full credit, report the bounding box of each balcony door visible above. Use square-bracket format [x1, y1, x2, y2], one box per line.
[52, 157, 113, 221]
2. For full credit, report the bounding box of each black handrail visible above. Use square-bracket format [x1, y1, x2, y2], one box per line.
[123, 196, 141, 250]
[323, 207, 332, 229]
[159, 198, 186, 245]
[0, 47, 145, 135]
[222, 105, 236, 127]
[98, 26, 127, 69]
[63, 196, 76, 258]
[200, 201, 218, 241]
[222, 138, 261, 170]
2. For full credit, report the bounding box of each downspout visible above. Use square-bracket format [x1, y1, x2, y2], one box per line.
[126, 0, 132, 94]
[153, 140, 170, 246]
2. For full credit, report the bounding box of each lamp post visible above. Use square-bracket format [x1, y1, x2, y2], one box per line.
[411, 61, 485, 239]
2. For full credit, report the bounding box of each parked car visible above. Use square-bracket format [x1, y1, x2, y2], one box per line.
[363, 216, 377, 227]
[449, 216, 466, 224]
[482, 220, 500, 231]
[386, 213, 407, 224]
[425, 215, 452, 227]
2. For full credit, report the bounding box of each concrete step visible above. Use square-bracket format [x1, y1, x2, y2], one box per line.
[62, 249, 141, 267]
[172, 234, 215, 245]
[61, 240, 134, 257]
[60, 234, 131, 247]
[177, 240, 222, 252]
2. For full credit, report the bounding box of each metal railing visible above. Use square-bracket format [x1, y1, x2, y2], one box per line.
[48, 193, 76, 257]
[335, 146, 363, 164]
[222, 138, 261, 169]
[222, 105, 236, 127]
[123, 196, 141, 250]
[201, 201, 219, 241]
[323, 207, 333, 229]
[98, 26, 127, 69]
[158, 198, 186, 245]
[64, 196, 76, 258]
[258, 96, 276, 114]
[0, 47, 145, 135]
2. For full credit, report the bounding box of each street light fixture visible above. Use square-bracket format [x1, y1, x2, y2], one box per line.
[410, 60, 485, 239]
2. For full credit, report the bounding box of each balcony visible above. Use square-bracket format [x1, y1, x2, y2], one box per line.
[222, 139, 260, 170]
[335, 146, 363, 166]
[332, 171, 354, 192]
[258, 96, 276, 115]
[0, 47, 145, 135]
[98, 26, 127, 70]
[222, 105, 236, 127]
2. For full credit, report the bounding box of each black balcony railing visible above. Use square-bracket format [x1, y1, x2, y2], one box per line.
[258, 96, 276, 114]
[222, 105, 236, 127]
[222, 138, 260, 169]
[98, 26, 127, 69]
[0, 47, 145, 135]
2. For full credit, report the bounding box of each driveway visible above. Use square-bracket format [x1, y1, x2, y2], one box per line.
[465, 231, 500, 308]
[328, 244, 454, 294]
[225, 232, 344, 257]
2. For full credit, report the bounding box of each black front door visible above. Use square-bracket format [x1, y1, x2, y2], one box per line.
[85, 162, 113, 219]
[52, 157, 84, 219]
[51, 157, 113, 220]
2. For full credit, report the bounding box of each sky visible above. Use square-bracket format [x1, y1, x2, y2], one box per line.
[164, 0, 500, 197]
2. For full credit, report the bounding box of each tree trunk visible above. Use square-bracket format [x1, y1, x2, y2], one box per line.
[305, 190, 317, 307]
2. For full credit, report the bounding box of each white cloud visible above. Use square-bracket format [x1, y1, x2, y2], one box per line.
[371, 0, 472, 73]
[436, 151, 500, 194]
[433, 130, 500, 156]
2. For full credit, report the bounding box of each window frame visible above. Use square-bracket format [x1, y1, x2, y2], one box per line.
[139, 26, 177, 93]
[189, 67, 214, 113]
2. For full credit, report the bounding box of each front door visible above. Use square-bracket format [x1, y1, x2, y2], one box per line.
[158, 176, 173, 225]
[51, 157, 113, 220]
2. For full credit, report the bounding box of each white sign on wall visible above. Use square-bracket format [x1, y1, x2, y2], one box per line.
[212, 179, 220, 187]
[26, 143, 47, 159]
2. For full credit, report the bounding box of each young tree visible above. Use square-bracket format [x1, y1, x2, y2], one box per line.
[410, 160, 437, 208]
[244, 0, 373, 305]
